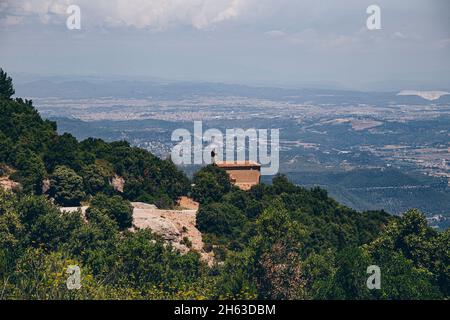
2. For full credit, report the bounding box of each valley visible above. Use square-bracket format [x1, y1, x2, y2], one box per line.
[16, 79, 450, 228]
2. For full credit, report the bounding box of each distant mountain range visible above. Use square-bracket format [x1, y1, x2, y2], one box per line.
[14, 79, 450, 105]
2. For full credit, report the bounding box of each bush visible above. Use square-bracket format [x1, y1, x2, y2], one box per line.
[18, 195, 83, 250]
[49, 165, 85, 206]
[88, 193, 133, 230]
[197, 202, 247, 241]
[180, 236, 192, 248]
[192, 165, 232, 204]
[81, 163, 111, 195]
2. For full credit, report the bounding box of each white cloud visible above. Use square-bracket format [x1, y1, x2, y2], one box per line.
[265, 30, 287, 38]
[0, 0, 255, 29]
[392, 31, 406, 39]
[0, 15, 24, 27]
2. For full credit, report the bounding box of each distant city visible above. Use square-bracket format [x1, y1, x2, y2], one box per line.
[16, 78, 450, 229]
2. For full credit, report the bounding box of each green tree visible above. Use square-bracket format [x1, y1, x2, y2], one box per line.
[88, 193, 133, 230]
[302, 250, 337, 299]
[251, 201, 308, 299]
[197, 202, 247, 243]
[433, 229, 450, 296]
[81, 163, 111, 196]
[11, 149, 46, 194]
[18, 194, 83, 250]
[328, 247, 372, 299]
[272, 174, 298, 194]
[222, 190, 263, 219]
[366, 209, 447, 297]
[44, 133, 82, 172]
[215, 250, 258, 299]
[114, 230, 201, 291]
[192, 165, 232, 204]
[67, 207, 120, 275]
[49, 165, 86, 206]
[0, 132, 14, 163]
[0, 190, 23, 249]
[368, 250, 440, 299]
[0, 68, 14, 99]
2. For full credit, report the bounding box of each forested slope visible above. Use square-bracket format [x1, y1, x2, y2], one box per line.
[0, 69, 448, 300]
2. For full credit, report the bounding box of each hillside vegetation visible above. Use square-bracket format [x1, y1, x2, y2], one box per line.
[0, 69, 448, 299]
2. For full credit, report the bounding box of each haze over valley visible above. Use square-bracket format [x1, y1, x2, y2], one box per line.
[15, 77, 450, 229]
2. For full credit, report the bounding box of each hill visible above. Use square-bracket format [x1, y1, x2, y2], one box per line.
[287, 168, 450, 219]
[0, 68, 448, 300]
[0, 80, 190, 207]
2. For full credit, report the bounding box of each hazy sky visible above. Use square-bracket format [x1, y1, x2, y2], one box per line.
[1, 0, 449, 90]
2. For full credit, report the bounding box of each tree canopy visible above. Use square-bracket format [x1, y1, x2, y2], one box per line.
[0, 68, 14, 99]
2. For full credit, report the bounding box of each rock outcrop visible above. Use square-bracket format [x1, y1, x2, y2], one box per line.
[0, 177, 19, 191]
[131, 202, 213, 264]
[60, 201, 213, 264]
[110, 175, 125, 193]
[177, 196, 200, 210]
[0, 165, 20, 191]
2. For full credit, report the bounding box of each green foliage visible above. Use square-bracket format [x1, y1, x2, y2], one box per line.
[18, 194, 83, 251]
[45, 133, 83, 172]
[192, 165, 232, 204]
[327, 247, 372, 299]
[0, 70, 448, 300]
[215, 250, 258, 299]
[302, 250, 337, 299]
[369, 251, 440, 299]
[200, 175, 448, 300]
[92, 142, 190, 205]
[0, 72, 190, 205]
[197, 202, 248, 248]
[0, 68, 14, 99]
[365, 209, 449, 297]
[0, 132, 14, 163]
[0, 190, 208, 299]
[66, 207, 120, 275]
[206, 174, 391, 257]
[114, 230, 202, 291]
[81, 163, 112, 195]
[250, 202, 307, 299]
[10, 149, 46, 194]
[0, 190, 23, 249]
[49, 166, 86, 206]
[222, 190, 262, 219]
[88, 193, 133, 230]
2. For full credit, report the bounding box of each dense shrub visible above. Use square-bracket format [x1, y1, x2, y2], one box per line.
[88, 193, 133, 230]
[49, 166, 86, 206]
[192, 165, 232, 204]
[197, 202, 247, 242]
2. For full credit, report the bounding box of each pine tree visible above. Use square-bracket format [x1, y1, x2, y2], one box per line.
[0, 68, 15, 99]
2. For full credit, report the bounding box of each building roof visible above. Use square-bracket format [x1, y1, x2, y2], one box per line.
[215, 161, 261, 169]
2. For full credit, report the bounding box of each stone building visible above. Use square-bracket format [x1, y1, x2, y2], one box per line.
[215, 161, 261, 190]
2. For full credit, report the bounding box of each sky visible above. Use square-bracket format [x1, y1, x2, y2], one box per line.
[0, 0, 450, 91]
